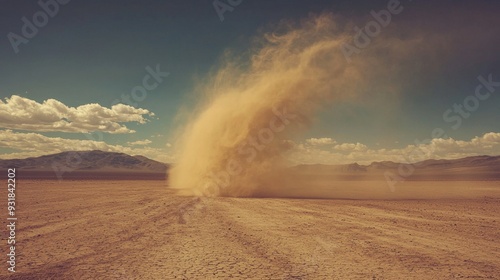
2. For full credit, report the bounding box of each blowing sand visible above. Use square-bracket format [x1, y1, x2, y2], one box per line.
[1, 180, 499, 279]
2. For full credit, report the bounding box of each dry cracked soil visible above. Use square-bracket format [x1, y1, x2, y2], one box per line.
[0, 180, 499, 279]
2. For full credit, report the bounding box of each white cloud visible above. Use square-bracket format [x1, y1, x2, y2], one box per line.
[305, 137, 336, 145]
[151, 134, 164, 138]
[333, 142, 367, 152]
[287, 132, 500, 165]
[0, 130, 173, 163]
[127, 139, 152, 146]
[0, 95, 154, 134]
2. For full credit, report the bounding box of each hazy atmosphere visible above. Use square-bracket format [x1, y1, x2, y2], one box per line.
[1, 0, 499, 279]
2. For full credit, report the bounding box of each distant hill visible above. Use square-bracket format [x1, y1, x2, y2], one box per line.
[292, 163, 367, 173]
[295, 155, 500, 171]
[0, 150, 168, 180]
[293, 155, 500, 181]
[1, 152, 499, 181]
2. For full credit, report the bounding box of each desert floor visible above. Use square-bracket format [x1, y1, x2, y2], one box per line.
[1, 180, 499, 279]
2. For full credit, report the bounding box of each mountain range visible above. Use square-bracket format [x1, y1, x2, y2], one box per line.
[0, 150, 168, 180]
[295, 155, 500, 172]
[293, 155, 500, 180]
[0, 151, 498, 180]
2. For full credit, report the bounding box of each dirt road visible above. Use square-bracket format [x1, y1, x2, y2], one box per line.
[1, 180, 499, 279]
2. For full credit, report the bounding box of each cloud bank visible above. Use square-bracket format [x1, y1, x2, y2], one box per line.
[0, 95, 154, 133]
[289, 133, 500, 165]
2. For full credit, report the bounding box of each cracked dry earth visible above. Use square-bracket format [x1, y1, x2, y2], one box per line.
[1, 180, 499, 279]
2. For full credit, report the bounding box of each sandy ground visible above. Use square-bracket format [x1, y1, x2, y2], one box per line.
[1, 180, 499, 279]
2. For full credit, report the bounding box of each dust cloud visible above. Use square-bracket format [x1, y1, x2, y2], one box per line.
[169, 14, 431, 197]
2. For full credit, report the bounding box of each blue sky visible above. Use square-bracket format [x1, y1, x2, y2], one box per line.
[1, 0, 499, 163]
